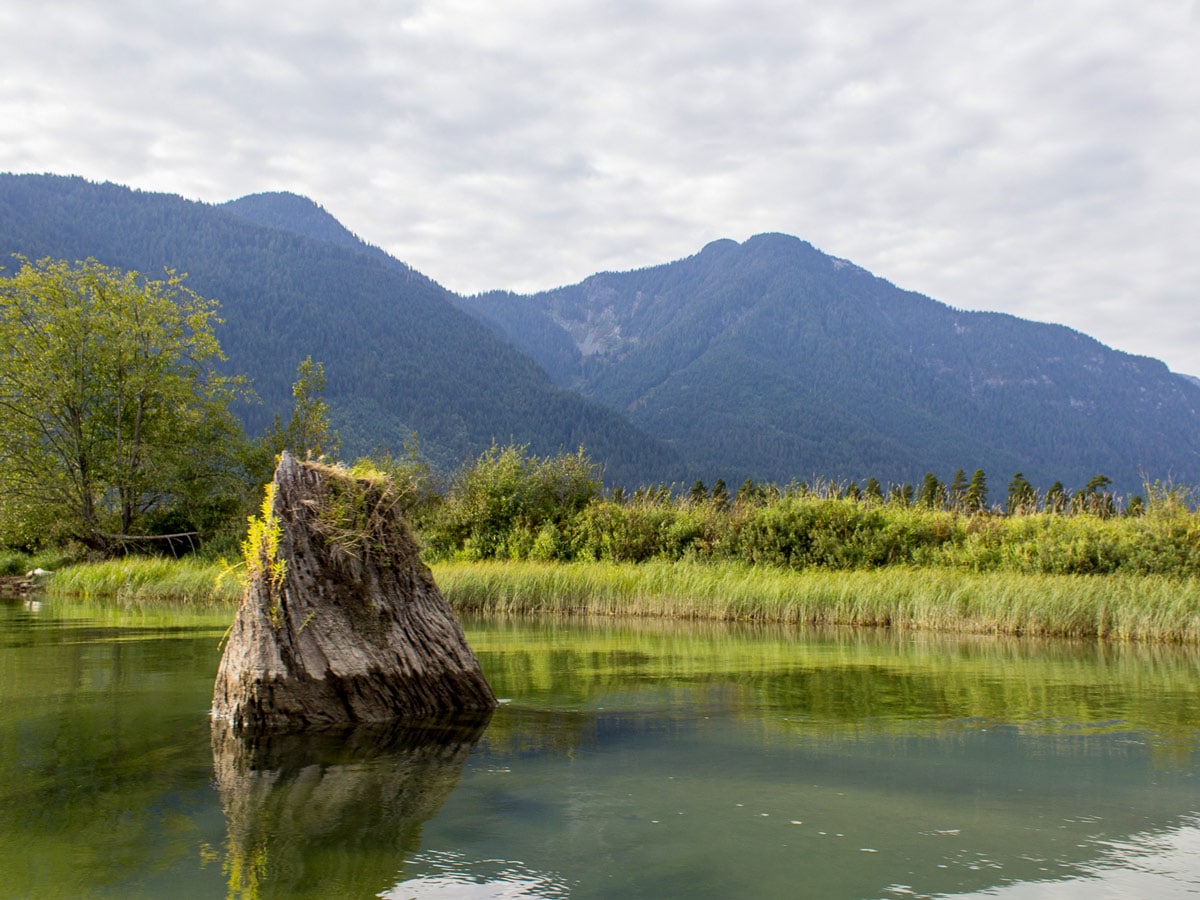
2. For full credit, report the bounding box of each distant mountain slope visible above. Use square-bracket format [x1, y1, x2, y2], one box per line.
[0, 175, 684, 485]
[9, 174, 1197, 495]
[222, 192, 433, 285]
[223, 191, 365, 250]
[457, 233, 1200, 494]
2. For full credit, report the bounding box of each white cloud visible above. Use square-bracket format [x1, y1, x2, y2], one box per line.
[3, 0, 1199, 373]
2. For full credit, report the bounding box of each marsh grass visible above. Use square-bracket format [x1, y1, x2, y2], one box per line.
[47, 557, 242, 606]
[434, 559, 1200, 642]
[26, 552, 1200, 643]
[31, 552, 1200, 642]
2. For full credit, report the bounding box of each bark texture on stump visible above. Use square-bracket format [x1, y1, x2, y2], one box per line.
[212, 452, 497, 731]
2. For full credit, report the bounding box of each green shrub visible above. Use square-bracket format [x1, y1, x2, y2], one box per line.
[425, 443, 602, 561]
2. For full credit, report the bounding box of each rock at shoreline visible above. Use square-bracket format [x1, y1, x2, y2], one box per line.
[212, 452, 497, 732]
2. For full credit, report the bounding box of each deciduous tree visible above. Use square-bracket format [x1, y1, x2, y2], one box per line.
[265, 355, 341, 461]
[0, 257, 248, 550]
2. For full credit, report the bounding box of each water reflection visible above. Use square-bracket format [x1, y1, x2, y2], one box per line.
[212, 714, 491, 899]
[944, 817, 1200, 898]
[466, 615, 1200, 744]
[381, 850, 572, 899]
[5, 600, 1200, 898]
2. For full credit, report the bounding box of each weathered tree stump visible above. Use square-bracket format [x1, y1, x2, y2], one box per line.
[212, 452, 497, 732]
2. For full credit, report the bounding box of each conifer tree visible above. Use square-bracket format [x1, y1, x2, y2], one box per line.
[711, 478, 730, 508]
[965, 469, 988, 513]
[864, 477, 884, 504]
[1006, 472, 1036, 515]
[947, 469, 969, 512]
[1045, 481, 1067, 513]
[917, 472, 943, 509]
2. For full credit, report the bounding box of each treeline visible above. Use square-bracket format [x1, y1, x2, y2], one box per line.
[1, 248, 1194, 577]
[382, 443, 1200, 578]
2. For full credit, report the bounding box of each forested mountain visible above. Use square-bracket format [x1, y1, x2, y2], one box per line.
[0, 174, 684, 485]
[5, 173, 1198, 497]
[457, 234, 1200, 494]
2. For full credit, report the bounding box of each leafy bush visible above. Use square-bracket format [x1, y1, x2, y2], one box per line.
[416, 454, 1200, 578]
[424, 443, 601, 561]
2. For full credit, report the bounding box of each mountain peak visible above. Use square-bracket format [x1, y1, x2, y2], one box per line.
[457, 230, 1200, 493]
[223, 192, 364, 251]
[700, 237, 739, 255]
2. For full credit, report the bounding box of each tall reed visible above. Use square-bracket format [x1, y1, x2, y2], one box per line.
[47, 557, 242, 605]
[433, 559, 1200, 643]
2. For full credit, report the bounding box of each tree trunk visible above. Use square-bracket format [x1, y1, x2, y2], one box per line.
[212, 452, 497, 732]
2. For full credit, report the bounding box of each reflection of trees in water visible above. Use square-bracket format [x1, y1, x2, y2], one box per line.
[479, 706, 600, 757]
[212, 713, 490, 900]
[472, 619, 1200, 749]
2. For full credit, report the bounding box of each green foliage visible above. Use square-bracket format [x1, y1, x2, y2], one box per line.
[733, 496, 960, 570]
[352, 434, 441, 528]
[425, 443, 601, 561]
[965, 469, 988, 513]
[0, 548, 80, 577]
[0, 256, 251, 552]
[864, 477, 884, 504]
[571, 497, 726, 563]
[1073, 474, 1116, 517]
[1045, 481, 1068, 513]
[917, 472, 942, 509]
[264, 355, 341, 461]
[1006, 472, 1036, 514]
[417, 462, 1200, 579]
[241, 482, 287, 625]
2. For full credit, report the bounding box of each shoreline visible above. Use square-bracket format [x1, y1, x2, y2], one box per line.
[18, 557, 1200, 644]
[432, 559, 1200, 643]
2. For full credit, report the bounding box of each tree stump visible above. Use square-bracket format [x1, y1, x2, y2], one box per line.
[212, 452, 497, 732]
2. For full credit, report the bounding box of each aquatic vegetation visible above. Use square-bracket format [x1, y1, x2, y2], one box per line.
[47, 556, 241, 605]
[25, 451, 1200, 642]
[433, 559, 1200, 642]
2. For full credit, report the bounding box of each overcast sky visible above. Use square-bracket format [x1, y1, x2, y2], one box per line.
[3, 0, 1199, 375]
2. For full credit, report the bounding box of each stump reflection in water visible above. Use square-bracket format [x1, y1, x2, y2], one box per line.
[212, 712, 492, 899]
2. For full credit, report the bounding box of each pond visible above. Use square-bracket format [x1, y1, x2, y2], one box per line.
[2, 595, 1200, 898]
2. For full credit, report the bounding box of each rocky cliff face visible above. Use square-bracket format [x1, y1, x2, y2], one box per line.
[212, 453, 497, 732]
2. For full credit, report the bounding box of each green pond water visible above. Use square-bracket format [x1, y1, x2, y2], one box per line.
[3, 595, 1200, 899]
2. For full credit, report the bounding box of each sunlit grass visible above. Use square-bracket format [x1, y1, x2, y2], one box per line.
[32, 552, 1200, 643]
[47, 556, 243, 606]
[434, 559, 1200, 642]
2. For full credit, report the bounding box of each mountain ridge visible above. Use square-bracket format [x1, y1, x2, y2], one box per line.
[456, 232, 1200, 493]
[0, 174, 685, 486]
[3, 173, 1198, 495]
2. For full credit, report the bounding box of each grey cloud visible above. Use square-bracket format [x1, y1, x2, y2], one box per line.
[3, 0, 1199, 375]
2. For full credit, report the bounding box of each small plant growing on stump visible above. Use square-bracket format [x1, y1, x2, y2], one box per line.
[242, 482, 287, 626]
[306, 461, 413, 576]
